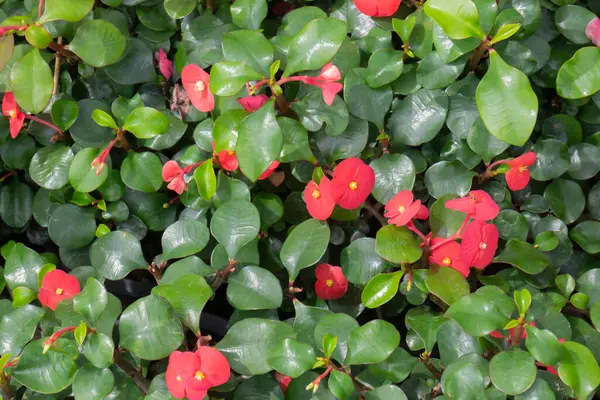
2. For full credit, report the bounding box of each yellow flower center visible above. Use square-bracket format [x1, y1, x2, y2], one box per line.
[8, 109, 16, 118]
[348, 181, 358, 190]
[398, 205, 406, 213]
[227, 151, 235, 156]
[479, 242, 487, 250]
[469, 195, 477, 204]
[55, 288, 63, 295]
[312, 189, 321, 199]
[194, 81, 206, 92]
[442, 257, 451, 266]
[176, 376, 182, 382]
[518, 165, 527, 172]
[194, 371, 205, 381]
[326, 279, 333, 287]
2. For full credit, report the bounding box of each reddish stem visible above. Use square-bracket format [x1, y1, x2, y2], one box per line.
[276, 76, 307, 85]
[250, 79, 270, 92]
[0, 25, 28, 35]
[25, 114, 63, 136]
[43, 326, 77, 350]
[407, 221, 427, 243]
[486, 159, 508, 172]
[38, 0, 44, 19]
[182, 160, 206, 174]
[429, 216, 470, 252]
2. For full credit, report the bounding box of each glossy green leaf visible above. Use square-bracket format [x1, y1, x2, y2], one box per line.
[48, 204, 96, 249]
[267, 338, 315, 378]
[72, 365, 114, 400]
[424, 0, 486, 39]
[29, 145, 73, 190]
[376, 225, 423, 264]
[557, 341, 600, 400]
[570, 221, 600, 255]
[161, 220, 210, 260]
[69, 148, 109, 193]
[494, 239, 550, 275]
[227, 266, 283, 310]
[210, 61, 264, 97]
[231, 0, 268, 30]
[281, 218, 330, 280]
[366, 49, 404, 88]
[67, 20, 127, 67]
[346, 320, 400, 365]
[210, 201, 260, 259]
[446, 293, 509, 336]
[123, 108, 170, 139]
[90, 231, 148, 280]
[425, 266, 470, 305]
[10, 48, 52, 114]
[39, 0, 94, 23]
[340, 237, 392, 285]
[343, 68, 393, 129]
[362, 271, 404, 309]
[556, 47, 600, 99]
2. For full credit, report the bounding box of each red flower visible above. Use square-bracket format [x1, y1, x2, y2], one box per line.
[384, 190, 421, 227]
[162, 160, 187, 195]
[258, 160, 280, 180]
[182, 64, 215, 113]
[314, 264, 348, 300]
[155, 48, 173, 81]
[304, 177, 335, 220]
[330, 158, 375, 210]
[2, 92, 25, 139]
[416, 204, 429, 220]
[429, 239, 469, 277]
[166, 347, 230, 400]
[445, 190, 499, 221]
[38, 270, 81, 311]
[460, 220, 499, 269]
[276, 373, 292, 394]
[218, 150, 239, 172]
[587, 17, 600, 46]
[505, 152, 536, 191]
[490, 321, 536, 341]
[238, 94, 269, 113]
[354, 0, 401, 17]
[303, 63, 343, 106]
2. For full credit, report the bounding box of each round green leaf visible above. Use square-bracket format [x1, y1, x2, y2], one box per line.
[430, 194, 467, 238]
[210, 61, 264, 97]
[424, 0, 485, 39]
[437, 319, 483, 366]
[69, 148, 109, 193]
[253, 192, 284, 231]
[315, 116, 368, 162]
[370, 154, 416, 204]
[557, 47, 600, 99]
[343, 68, 393, 129]
[267, 338, 316, 378]
[529, 139, 570, 181]
[425, 160, 476, 199]
[123, 108, 170, 139]
[570, 221, 600, 255]
[495, 209, 529, 241]
[417, 52, 468, 90]
[495, 239, 550, 274]
[231, 0, 268, 30]
[366, 49, 404, 88]
[328, 369, 354, 400]
[4, 244, 44, 291]
[291, 90, 349, 137]
[375, 225, 423, 264]
[490, 349, 536, 395]
[29, 145, 73, 190]
[406, 307, 446, 353]
[467, 118, 510, 164]
[568, 143, 600, 180]
[441, 354, 487, 399]
[119, 295, 183, 360]
[446, 293, 509, 336]
[367, 347, 417, 383]
[83, 333, 114, 369]
[222, 30, 274, 77]
[104, 39, 157, 85]
[10, 48, 53, 114]
[544, 179, 585, 224]
[73, 278, 107, 326]
[280, 218, 330, 280]
[362, 271, 404, 309]
[555, 5, 596, 44]
[346, 320, 400, 365]
[39, 0, 94, 23]
[120, 152, 163, 193]
[314, 314, 359, 364]
[161, 220, 209, 261]
[0, 305, 44, 356]
[210, 200, 260, 259]
[0, 180, 32, 229]
[90, 231, 148, 280]
[232, 374, 284, 400]
[340, 237, 392, 285]
[48, 204, 96, 249]
[476, 50, 538, 146]
[425, 266, 470, 306]
[70, 100, 115, 148]
[164, 0, 196, 19]
[67, 20, 127, 67]
[365, 385, 408, 400]
[72, 365, 114, 400]
[227, 266, 283, 310]
[558, 341, 600, 399]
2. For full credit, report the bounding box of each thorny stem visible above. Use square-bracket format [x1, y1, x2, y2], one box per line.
[114, 350, 150, 394]
[51, 37, 62, 96]
[210, 259, 237, 291]
[364, 202, 387, 226]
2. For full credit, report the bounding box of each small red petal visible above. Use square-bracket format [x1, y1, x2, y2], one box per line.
[505, 168, 530, 191]
[353, 0, 402, 17]
[166, 351, 201, 399]
[384, 190, 414, 218]
[238, 94, 269, 113]
[162, 161, 184, 182]
[471, 190, 499, 221]
[314, 264, 348, 300]
[387, 201, 421, 227]
[9, 112, 25, 139]
[218, 151, 239, 172]
[2, 92, 17, 117]
[415, 204, 429, 220]
[331, 158, 375, 210]
[445, 197, 476, 215]
[258, 160, 280, 180]
[194, 347, 231, 388]
[508, 152, 537, 168]
[304, 178, 335, 220]
[587, 17, 600, 46]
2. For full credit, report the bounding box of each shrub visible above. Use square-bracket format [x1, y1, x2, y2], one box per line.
[0, 0, 599, 399]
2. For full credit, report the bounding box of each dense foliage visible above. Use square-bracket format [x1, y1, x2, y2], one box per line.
[0, 0, 599, 399]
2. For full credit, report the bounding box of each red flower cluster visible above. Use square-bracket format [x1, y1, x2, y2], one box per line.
[2, 92, 25, 138]
[587, 17, 600, 46]
[162, 161, 189, 195]
[429, 239, 469, 277]
[166, 347, 230, 400]
[314, 263, 348, 300]
[354, 0, 401, 17]
[304, 158, 375, 220]
[445, 190, 499, 221]
[182, 64, 214, 113]
[384, 190, 428, 227]
[38, 270, 81, 311]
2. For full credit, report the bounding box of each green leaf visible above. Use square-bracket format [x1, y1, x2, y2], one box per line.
[10, 48, 53, 114]
[0, 305, 44, 355]
[11, 286, 37, 308]
[570, 221, 600, 255]
[222, 30, 274, 77]
[375, 225, 423, 264]
[267, 338, 315, 379]
[494, 239, 550, 275]
[406, 307, 445, 353]
[446, 293, 509, 336]
[490, 23, 521, 44]
[424, 0, 486, 39]
[164, 0, 196, 19]
[544, 179, 585, 225]
[253, 192, 284, 231]
[212, 110, 247, 152]
[74, 322, 87, 346]
[48, 204, 96, 249]
[236, 99, 282, 182]
[161, 220, 209, 261]
[365, 385, 408, 400]
[555, 5, 596, 44]
[210, 201, 260, 259]
[5, 244, 44, 291]
[366, 49, 404, 88]
[514, 288, 531, 315]
[343, 68, 393, 129]
[291, 90, 349, 137]
[281, 218, 330, 280]
[83, 333, 114, 369]
[425, 266, 470, 305]
[73, 278, 107, 326]
[556, 47, 600, 99]
[72, 364, 114, 400]
[29, 145, 73, 191]
[24, 26, 53, 49]
[388, 89, 449, 146]
[68, 20, 126, 67]
[69, 148, 109, 193]
[227, 266, 283, 310]
[529, 139, 570, 181]
[123, 107, 170, 139]
[37, 263, 56, 288]
[591, 302, 600, 331]
[525, 325, 563, 366]
[437, 319, 483, 366]
[476, 50, 538, 146]
[90, 231, 148, 280]
[119, 295, 183, 360]
[314, 314, 359, 364]
[218, 318, 297, 375]
[441, 354, 487, 398]
[417, 52, 469, 90]
[92, 109, 118, 130]
[322, 335, 337, 359]
[361, 271, 404, 309]
[39, 0, 94, 23]
[210, 61, 264, 97]
[283, 17, 347, 77]
[557, 342, 600, 400]
[340, 237, 392, 285]
[121, 152, 164, 193]
[425, 161, 476, 199]
[194, 159, 217, 200]
[152, 274, 212, 335]
[231, 0, 268, 30]
[328, 370, 355, 400]
[346, 320, 400, 365]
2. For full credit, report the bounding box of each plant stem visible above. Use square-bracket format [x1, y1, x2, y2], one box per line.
[113, 351, 150, 394]
[511, 324, 524, 347]
[148, 263, 163, 284]
[25, 114, 63, 136]
[469, 40, 489, 71]
[364, 202, 387, 226]
[207, 0, 216, 13]
[51, 37, 62, 95]
[429, 216, 470, 252]
[38, 0, 44, 19]
[47, 41, 76, 58]
[210, 260, 237, 291]
[421, 357, 442, 380]
[116, 129, 131, 151]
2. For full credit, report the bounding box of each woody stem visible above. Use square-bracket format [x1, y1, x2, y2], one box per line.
[210, 259, 237, 291]
[114, 350, 150, 394]
[364, 202, 387, 226]
[511, 323, 525, 348]
[25, 115, 63, 136]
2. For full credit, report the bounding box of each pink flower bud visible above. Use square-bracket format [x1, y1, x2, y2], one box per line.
[586, 17, 600, 47]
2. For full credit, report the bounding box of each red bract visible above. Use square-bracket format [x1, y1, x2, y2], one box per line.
[384, 190, 421, 227]
[276, 373, 292, 394]
[445, 190, 499, 221]
[238, 94, 269, 113]
[2, 92, 25, 138]
[354, 0, 401, 17]
[505, 152, 536, 191]
[182, 64, 215, 112]
[314, 263, 348, 300]
[429, 239, 469, 277]
[587, 17, 600, 46]
[304, 177, 335, 220]
[166, 347, 231, 400]
[38, 270, 81, 311]
[258, 160, 280, 180]
[155, 48, 173, 80]
[331, 158, 375, 210]
[218, 150, 239, 172]
[162, 160, 187, 195]
[460, 220, 499, 269]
